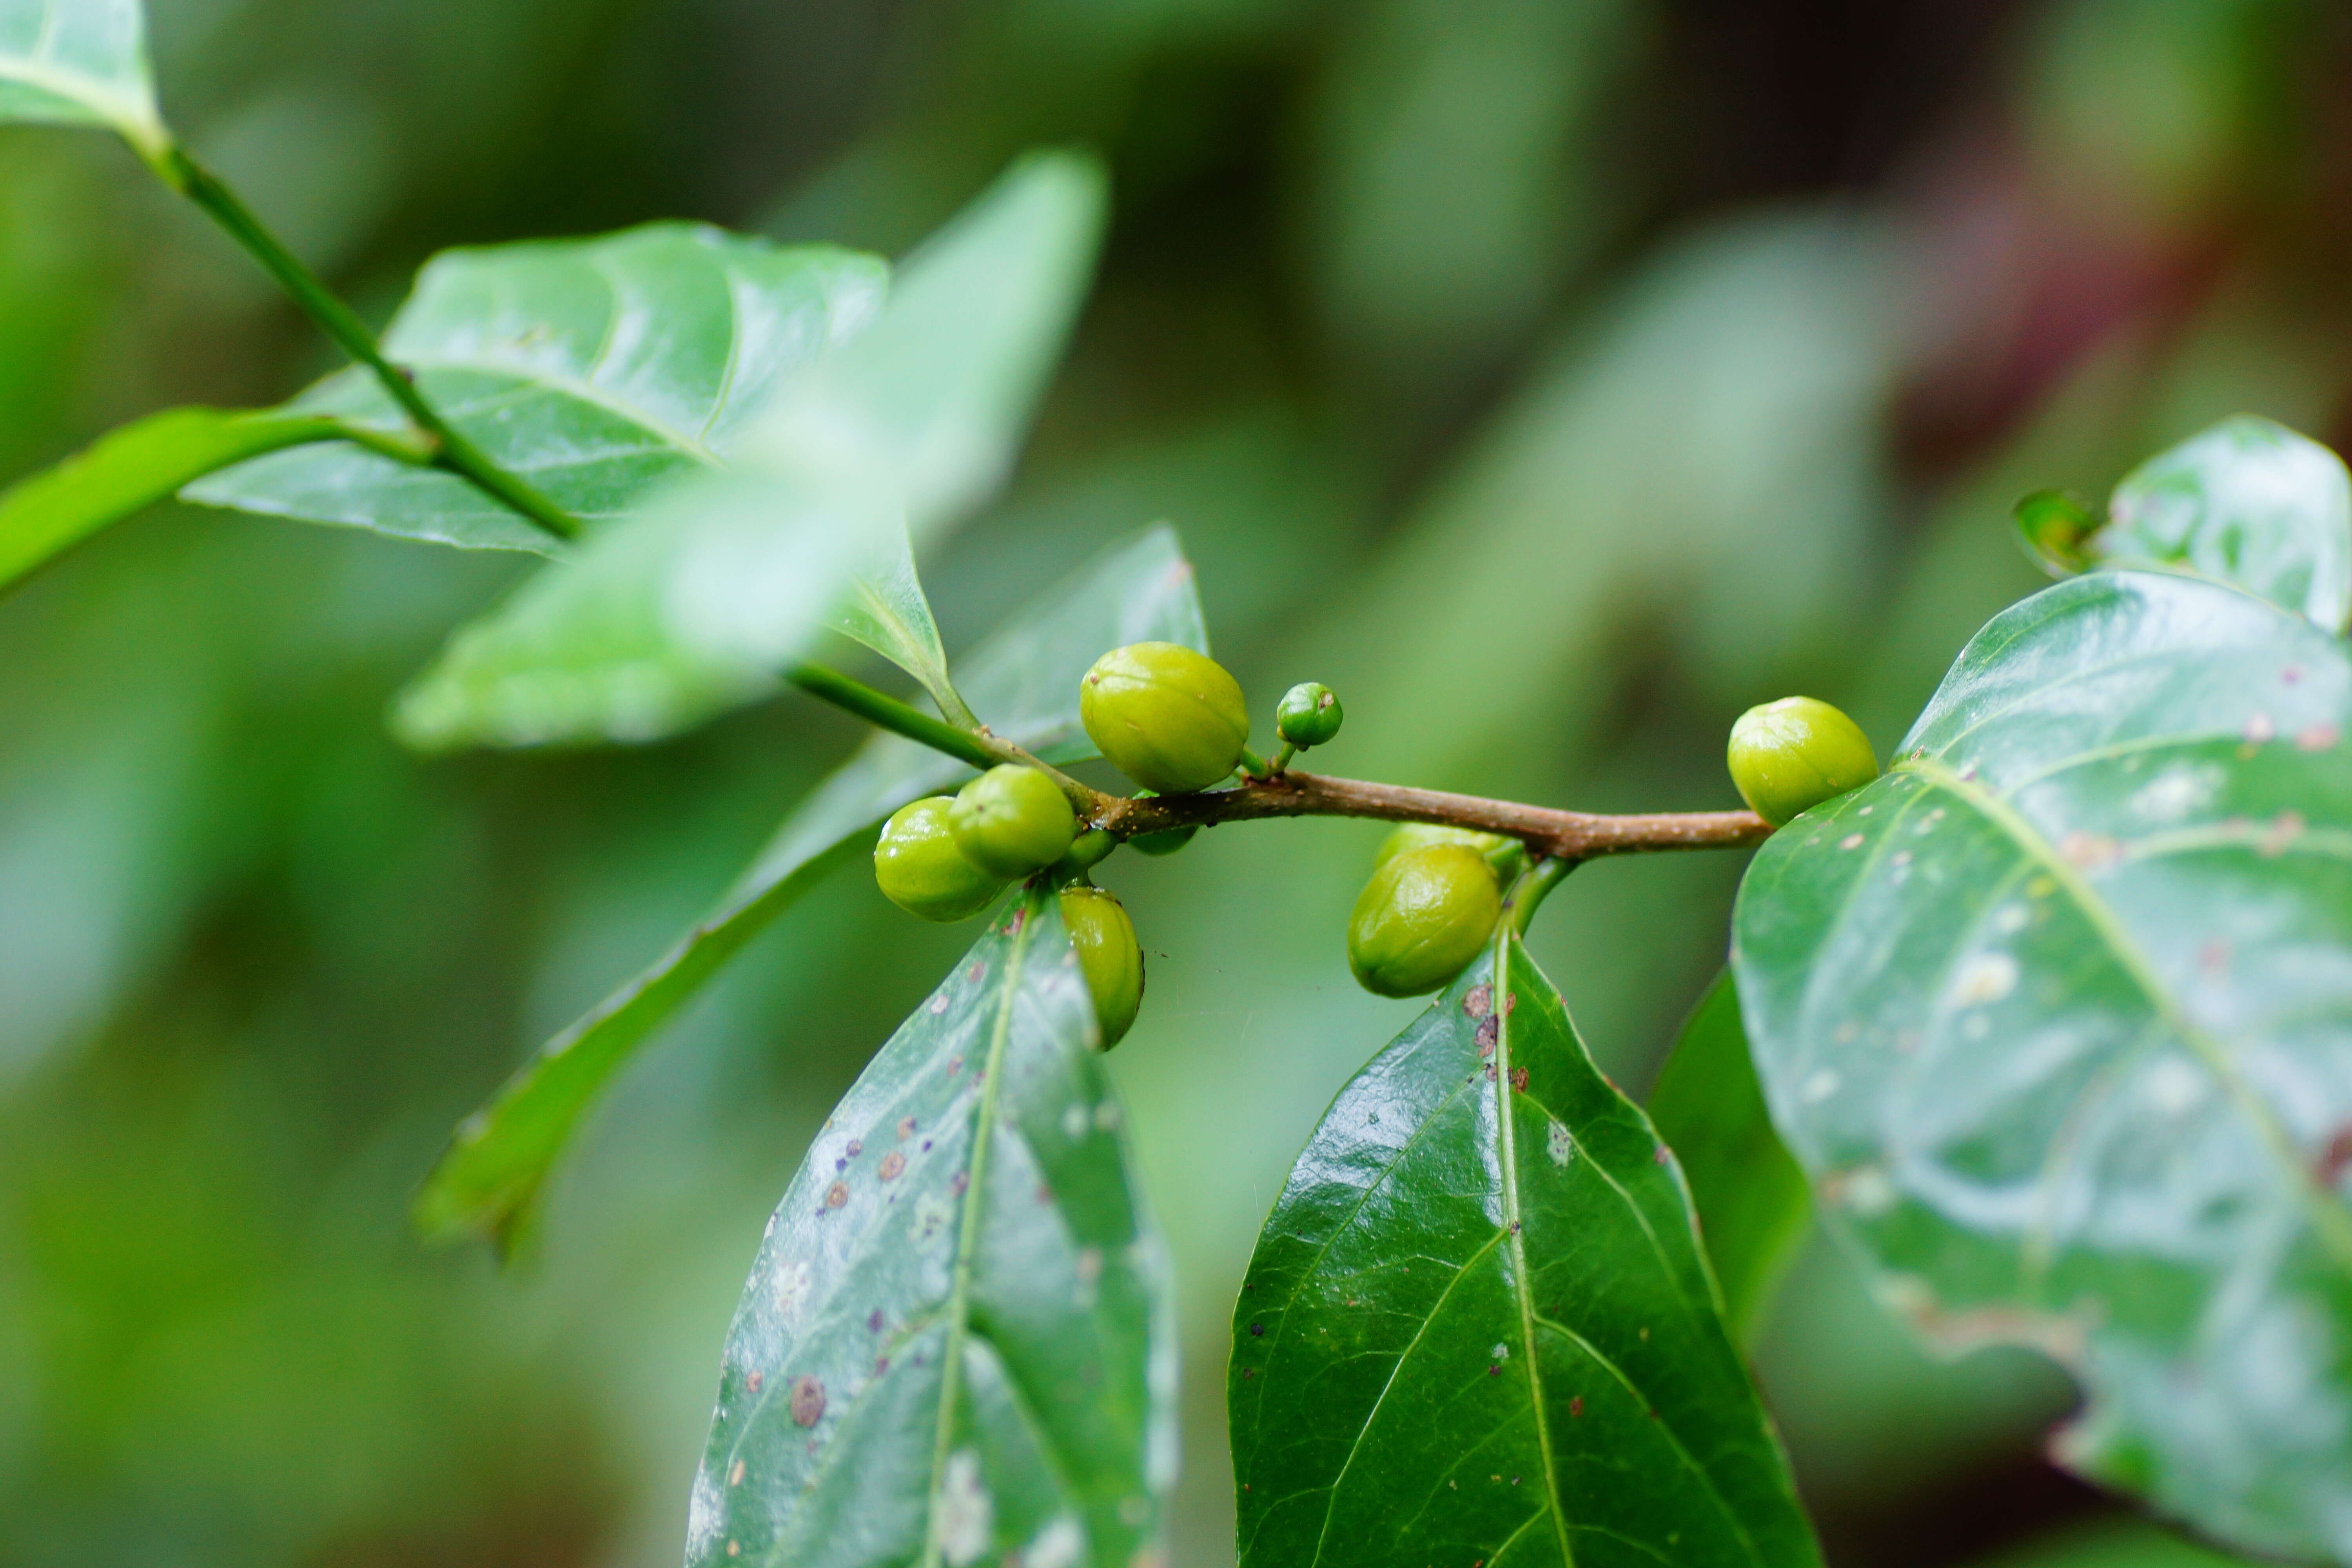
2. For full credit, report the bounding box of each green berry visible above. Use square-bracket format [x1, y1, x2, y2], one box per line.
[1347, 843, 1503, 999]
[1276, 682, 1344, 749]
[1373, 822, 1509, 869]
[1727, 696, 1879, 827]
[1079, 642, 1250, 795]
[950, 765, 1078, 878]
[1129, 825, 1197, 856]
[875, 798, 1007, 921]
[1060, 884, 1144, 1049]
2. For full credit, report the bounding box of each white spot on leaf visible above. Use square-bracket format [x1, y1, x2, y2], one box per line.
[1026, 1517, 1083, 1568]
[936, 1450, 993, 1566]
[1546, 1120, 1572, 1166]
[1802, 1069, 1840, 1104]
[1952, 952, 2018, 1005]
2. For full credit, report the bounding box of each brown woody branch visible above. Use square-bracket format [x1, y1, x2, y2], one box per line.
[1066, 766, 1772, 862]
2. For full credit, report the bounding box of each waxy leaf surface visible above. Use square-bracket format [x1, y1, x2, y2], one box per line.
[2091, 416, 2352, 633]
[1230, 931, 1819, 1568]
[415, 526, 1205, 1252]
[0, 0, 164, 153]
[686, 891, 1174, 1568]
[0, 406, 386, 594]
[387, 152, 1106, 749]
[1647, 973, 1810, 1348]
[1733, 570, 2352, 1562]
[187, 223, 888, 553]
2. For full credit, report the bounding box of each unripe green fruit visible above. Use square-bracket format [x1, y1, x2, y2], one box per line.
[1079, 642, 1250, 795]
[1727, 696, 1879, 827]
[1129, 825, 1197, 857]
[1373, 822, 1509, 869]
[1059, 885, 1144, 1049]
[875, 798, 1007, 922]
[950, 765, 1078, 878]
[1276, 682, 1344, 748]
[1347, 844, 1503, 999]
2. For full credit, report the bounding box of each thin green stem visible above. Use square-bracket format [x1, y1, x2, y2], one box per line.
[1506, 857, 1575, 936]
[152, 147, 581, 544]
[1268, 741, 1298, 776]
[785, 664, 999, 770]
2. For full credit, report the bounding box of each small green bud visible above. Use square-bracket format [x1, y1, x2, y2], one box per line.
[1059, 884, 1145, 1049]
[950, 764, 1078, 878]
[1727, 696, 1879, 827]
[875, 798, 1007, 922]
[1079, 642, 1250, 795]
[1347, 843, 1503, 999]
[1373, 822, 1509, 869]
[1275, 682, 1344, 749]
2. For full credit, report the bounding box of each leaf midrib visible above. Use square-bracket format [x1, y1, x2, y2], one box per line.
[1898, 756, 2352, 1268]
[921, 893, 1036, 1568]
[1492, 931, 1578, 1568]
[0, 53, 160, 146]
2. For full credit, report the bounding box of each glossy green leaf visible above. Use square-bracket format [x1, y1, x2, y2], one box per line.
[685, 889, 1174, 1568]
[0, 0, 167, 157]
[2097, 416, 2352, 633]
[0, 405, 410, 595]
[414, 526, 1205, 1252]
[389, 151, 1108, 750]
[1647, 972, 1811, 1349]
[1732, 569, 2352, 1562]
[186, 222, 889, 554]
[1230, 929, 1821, 1568]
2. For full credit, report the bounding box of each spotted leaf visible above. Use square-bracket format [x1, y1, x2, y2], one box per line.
[687, 890, 1174, 1568]
[1734, 570, 2352, 1561]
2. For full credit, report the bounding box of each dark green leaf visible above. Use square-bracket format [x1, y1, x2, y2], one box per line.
[685, 889, 1174, 1568]
[0, 405, 401, 595]
[388, 152, 1107, 750]
[2013, 490, 2098, 577]
[0, 0, 167, 156]
[2097, 416, 2352, 633]
[1647, 972, 1810, 1349]
[1230, 929, 1820, 1568]
[1733, 569, 2352, 1562]
[414, 526, 1205, 1252]
[186, 223, 889, 554]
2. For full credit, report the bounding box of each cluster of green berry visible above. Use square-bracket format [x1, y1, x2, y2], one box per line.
[873, 628, 1879, 1044]
[870, 642, 1344, 1048]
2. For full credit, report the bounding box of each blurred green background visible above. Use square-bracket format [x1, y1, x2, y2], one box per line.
[2, 0, 2345, 1563]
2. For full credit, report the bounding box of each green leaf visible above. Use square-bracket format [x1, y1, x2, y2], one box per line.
[684, 889, 1174, 1568]
[185, 222, 889, 554]
[1230, 929, 1821, 1568]
[389, 151, 1109, 750]
[831, 525, 973, 727]
[0, 0, 167, 157]
[0, 405, 410, 594]
[1732, 569, 2352, 1562]
[414, 525, 1205, 1252]
[2013, 489, 2098, 577]
[2097, 416, 2352, 633]
[1647, 972, 1811, 1350]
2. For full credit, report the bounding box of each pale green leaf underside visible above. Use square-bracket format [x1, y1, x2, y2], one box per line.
[414, 526, 1206, 1252]
[1646, 973, 1810, 1350]
[0, 0, 165, 154]
[1230, 931, 1820, 1568]
[685, 891, 1174, 1568]
[2093, 416, 2352, 634]
[186, 222, 889, 553]
[0, 405, 379, 594]
[381, 153, 1107, 750]
[1734, 570, 2352, 1563]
